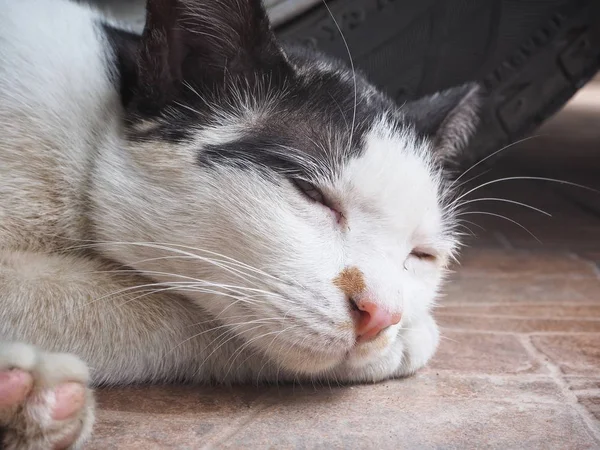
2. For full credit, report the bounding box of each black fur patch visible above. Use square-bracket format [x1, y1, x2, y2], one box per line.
[100, 0, 479, 182]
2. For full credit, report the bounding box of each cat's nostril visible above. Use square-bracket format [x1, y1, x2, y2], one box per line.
[350, 299, 402, 341]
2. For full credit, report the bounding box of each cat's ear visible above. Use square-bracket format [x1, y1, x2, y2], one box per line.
[402, 83, 481, 161]
[131, 0, 289, 114]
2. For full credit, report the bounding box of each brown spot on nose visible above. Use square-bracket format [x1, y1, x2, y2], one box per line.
[333, 266, 366, 298]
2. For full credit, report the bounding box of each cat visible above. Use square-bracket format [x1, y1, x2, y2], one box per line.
[0, 0, 480, 448]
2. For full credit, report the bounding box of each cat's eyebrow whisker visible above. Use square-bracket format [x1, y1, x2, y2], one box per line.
[321, 0, 357, 155]
[455, 197, 552, 217]
[458, 210, 542, 242]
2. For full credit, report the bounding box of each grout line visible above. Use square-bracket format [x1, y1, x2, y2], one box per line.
[439, 328, 600, 336]
[200, 392, 276, 449]
[436, 312, 600, 321]
[574, 389, 600, 397]
[452, 273, 598, 280]
[518, 335, 600, 445]
[438, 302, 600, 307]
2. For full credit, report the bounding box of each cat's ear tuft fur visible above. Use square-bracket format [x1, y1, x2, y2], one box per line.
[131, 0, 289, 115]
[402, 83, 481, 161]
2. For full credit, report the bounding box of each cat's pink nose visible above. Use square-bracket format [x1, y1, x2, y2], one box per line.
[352, 300, 402, 341]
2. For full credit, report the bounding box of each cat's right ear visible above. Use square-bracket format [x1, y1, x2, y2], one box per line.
[402, 83, 481, 163]
[129, 0, 290, 115]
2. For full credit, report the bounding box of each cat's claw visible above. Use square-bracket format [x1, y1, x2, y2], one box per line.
[0, 343, 95, 450]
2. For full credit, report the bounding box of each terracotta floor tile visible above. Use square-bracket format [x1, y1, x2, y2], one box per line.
[439, 304, 600, 318]
[96, 385, 267, 415]
[566, 377, 600, 391]
[429, 332, 544, 374]
[216, 376, 595, 449]
[442, 276, 600, 304]
[437, 314, 600, 333]
[89, 413, 225, 449]
[579, 396, 600, 422]
[456, 248, 598, 278]
[531, 335, 600, 376]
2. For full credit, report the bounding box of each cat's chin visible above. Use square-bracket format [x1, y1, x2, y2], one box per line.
[311, 314, 439, 384]
[257, 314, 439, 383]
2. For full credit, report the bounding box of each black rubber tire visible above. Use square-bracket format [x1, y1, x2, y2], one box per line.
[274, 0, 600, 167]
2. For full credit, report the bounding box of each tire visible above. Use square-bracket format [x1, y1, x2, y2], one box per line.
[274, 0, 600, 166]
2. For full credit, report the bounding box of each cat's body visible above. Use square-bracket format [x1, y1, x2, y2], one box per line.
[0, 0, 480, 448]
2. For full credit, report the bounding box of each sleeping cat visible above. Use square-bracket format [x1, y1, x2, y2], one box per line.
[0, 0, 480, 448]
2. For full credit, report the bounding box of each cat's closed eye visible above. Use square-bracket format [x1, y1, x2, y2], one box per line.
[292, 179, 325, 204]
[410, 249, 437, 261]
[292, 178, 344, 224]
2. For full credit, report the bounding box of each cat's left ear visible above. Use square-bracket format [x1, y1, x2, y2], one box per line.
[402, 83, 481, 161]
[130, 0, 290, 114]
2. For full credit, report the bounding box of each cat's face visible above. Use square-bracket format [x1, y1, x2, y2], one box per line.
[96, 0, 479, 381]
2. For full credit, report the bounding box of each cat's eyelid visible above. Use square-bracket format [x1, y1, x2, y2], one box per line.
[290, 178, 345, 224]
[292, 179, 325, 204]
[410, 248, 437, 261]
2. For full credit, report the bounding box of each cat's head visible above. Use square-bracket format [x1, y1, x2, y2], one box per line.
[94, 0, 480, 381]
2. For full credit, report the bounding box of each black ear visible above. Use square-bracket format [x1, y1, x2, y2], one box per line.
[131, 0, 289, 115]
[402, 83, 481, 161]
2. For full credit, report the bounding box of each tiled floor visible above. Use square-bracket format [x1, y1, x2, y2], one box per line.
[89, 79, 600, 449]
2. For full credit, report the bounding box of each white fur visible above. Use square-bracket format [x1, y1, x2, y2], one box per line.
[0, 0, 457, 446]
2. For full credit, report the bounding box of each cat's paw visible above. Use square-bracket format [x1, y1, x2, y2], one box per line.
[395, 313, 440, 377]
[0, 342, 94, 450]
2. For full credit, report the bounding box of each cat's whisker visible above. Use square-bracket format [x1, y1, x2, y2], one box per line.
[458, 210, 541, 242]
[167, 317, 288, 355]
[71, 281, 280, 321]
[455, 176, 599, 203]
[59, 237, 282, 284]
[456, 197, 552, 217]
[88, 267, 285, 300]
[451, 135, 543, 187]
[455, 218, 486, 231]
[321, 0, 357, 154]
[223, 325, 300, 380]
[193, 323, 276, 378]
[74, 240, 269, 288]
[449, 168, 492, 193]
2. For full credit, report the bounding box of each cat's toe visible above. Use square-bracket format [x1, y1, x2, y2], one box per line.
[0, 369, 33, 408]
[0, 342, 95, 450]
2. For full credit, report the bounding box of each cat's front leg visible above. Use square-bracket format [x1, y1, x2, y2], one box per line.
[394, 312, 440, 377]
[0, 342, 94, 450]
[330, 312, 440, 383]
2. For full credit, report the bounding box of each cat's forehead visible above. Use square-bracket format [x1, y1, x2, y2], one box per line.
[127, 45, 437, 194]
[156, 54, 403, 176]
[340, 118, 442, 228]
